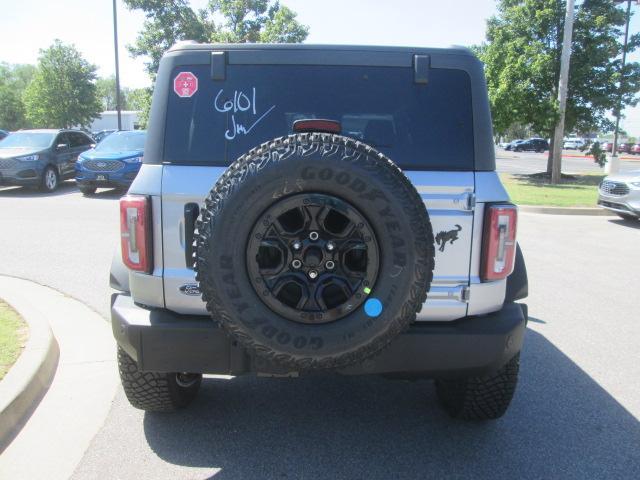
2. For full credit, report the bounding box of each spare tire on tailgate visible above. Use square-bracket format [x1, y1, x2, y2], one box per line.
[195, 133, 435, 370]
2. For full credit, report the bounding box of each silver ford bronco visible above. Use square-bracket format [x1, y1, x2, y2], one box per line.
[110, 43, 528, 420]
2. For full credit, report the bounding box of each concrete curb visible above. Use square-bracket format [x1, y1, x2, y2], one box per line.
[0, 276, 118, 480]
[0, 287, 59, 452]
[519, 205, 616, 216]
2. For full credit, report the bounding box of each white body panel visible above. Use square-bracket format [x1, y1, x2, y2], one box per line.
[413, 172, 473, 321]
[126, 165, 511, 321]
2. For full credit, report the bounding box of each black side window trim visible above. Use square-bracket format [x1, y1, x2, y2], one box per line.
[55, 133, 69, 147]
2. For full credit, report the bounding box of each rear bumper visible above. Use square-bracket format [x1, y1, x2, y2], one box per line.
[111, 293, 527, 378]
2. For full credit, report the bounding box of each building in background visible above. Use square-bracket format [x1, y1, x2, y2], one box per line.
[88, 111, 140, 132]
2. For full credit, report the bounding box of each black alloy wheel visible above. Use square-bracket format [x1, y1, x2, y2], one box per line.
[247, 193, 379, 324]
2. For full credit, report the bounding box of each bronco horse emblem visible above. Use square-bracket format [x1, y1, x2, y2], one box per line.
[435, 224, 462, 252]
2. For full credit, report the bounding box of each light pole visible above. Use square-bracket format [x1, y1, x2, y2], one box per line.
[609, 0, 636, 173]
[112, 0, 122, 131]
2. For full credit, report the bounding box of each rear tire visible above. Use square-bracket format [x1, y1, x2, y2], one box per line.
[117, 346, 201, 412]
[435, 353, 520, 420]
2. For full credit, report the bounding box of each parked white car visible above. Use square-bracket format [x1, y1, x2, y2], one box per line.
[563, 138, 586, 150]
[598, 170, 640, 220]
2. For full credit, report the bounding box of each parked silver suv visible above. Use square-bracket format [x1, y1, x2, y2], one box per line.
[109, 44, 528, 420]
[598, 171, 640, 220]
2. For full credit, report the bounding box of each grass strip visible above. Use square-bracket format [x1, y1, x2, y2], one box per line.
[0, 300, 28, 380]
[501, 172, 604, 207]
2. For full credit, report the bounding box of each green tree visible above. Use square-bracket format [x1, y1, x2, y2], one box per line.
[124, 0, 309, 78]
[127, 87, 153, 128]
[96, 76, 119, 111]
[23, 40, 102, 128]
[94, 79, 152, 127]
[479, 0, 640, 173]
[123, 1, 308, 125]
[96, 76, 140, 111]
[260, 2, 309, 43]
[0, 63, 36, 130]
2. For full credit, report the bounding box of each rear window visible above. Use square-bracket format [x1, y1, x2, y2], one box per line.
[163, 64, 474, 170]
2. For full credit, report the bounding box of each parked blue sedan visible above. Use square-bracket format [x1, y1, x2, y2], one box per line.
[75, 130, 146, 195]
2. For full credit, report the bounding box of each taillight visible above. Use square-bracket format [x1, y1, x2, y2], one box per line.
[120, 195, 152, 273]
[292, 119, 341, 134]
[481, 204, 517, 281]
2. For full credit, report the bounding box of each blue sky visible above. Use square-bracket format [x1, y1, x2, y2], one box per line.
[1, 0, 639, 134]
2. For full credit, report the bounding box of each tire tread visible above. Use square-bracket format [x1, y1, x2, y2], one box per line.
[195, 133, 435, 371]
[117, 346, 200, 412]
[436, 353, 520, 420]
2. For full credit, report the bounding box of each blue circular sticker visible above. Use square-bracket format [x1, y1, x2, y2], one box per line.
[364, 298, 383, 317]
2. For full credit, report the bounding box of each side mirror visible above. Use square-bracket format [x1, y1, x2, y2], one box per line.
[56, 143, 69, 150]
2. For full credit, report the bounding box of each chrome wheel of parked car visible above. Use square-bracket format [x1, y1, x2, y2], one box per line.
[41, 166, 59, 192]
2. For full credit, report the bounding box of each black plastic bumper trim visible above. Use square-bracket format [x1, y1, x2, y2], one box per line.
[111, 293, 526, 378]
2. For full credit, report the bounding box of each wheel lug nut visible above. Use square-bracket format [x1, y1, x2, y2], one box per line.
[292, 259, 302, 269]
[309, 231, 319, 241]
[326, 241, 335, 251]
[308, 270, 318, 279]
[293, 241, 301, 250]
[326, 260, 335, 270]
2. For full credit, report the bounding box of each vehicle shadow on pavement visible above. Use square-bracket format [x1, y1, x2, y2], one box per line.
[608, 218, 640, 230]
[0, 182, 78, 197]
[143, 329, 640, 480]
[83, 189, 124, 200]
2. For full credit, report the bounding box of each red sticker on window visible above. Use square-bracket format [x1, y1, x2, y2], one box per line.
[173, 71, 198, 98]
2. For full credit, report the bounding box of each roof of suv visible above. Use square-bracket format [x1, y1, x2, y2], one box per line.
[169, 42, 476, 56]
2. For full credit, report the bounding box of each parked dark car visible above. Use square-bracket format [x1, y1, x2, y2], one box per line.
[631, 144, 640, 155]
[504, 139, 524, 151]
[75, 130, 146, 195]
[617, 143, 632, 154]
[92, 129, 117, 143]
[0, 129, 94, 191]
[512, 138, 549, 153]
[0, 130, 8, 141]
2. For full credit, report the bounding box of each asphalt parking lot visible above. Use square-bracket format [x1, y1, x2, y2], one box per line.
[0, 181, 639, 479]
[0, 182, 119, 318]
[496, 148, 640, 174]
